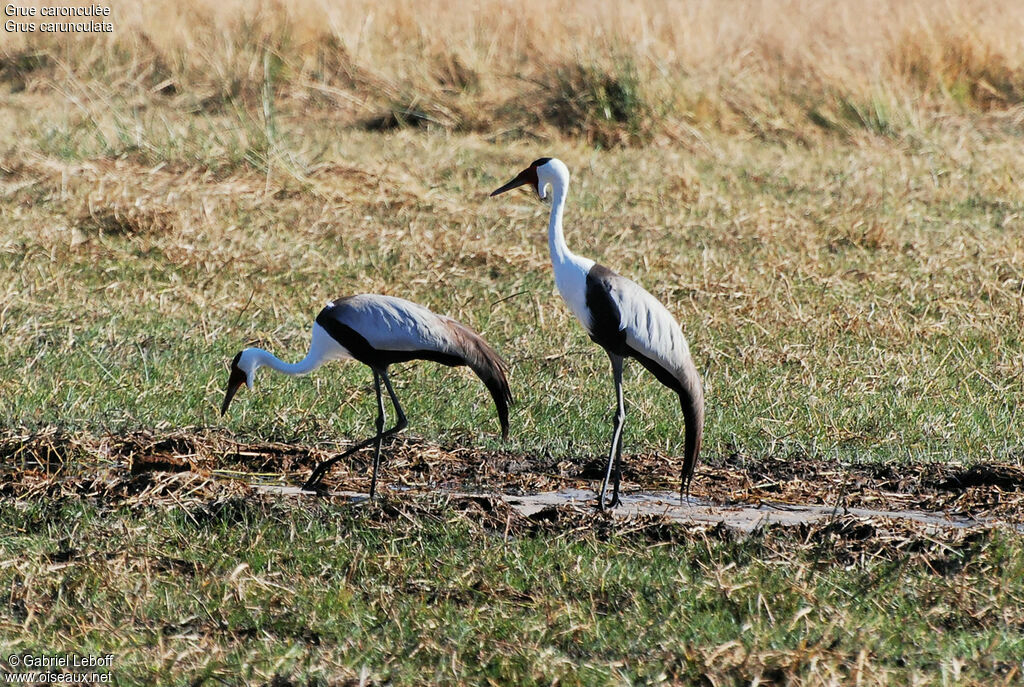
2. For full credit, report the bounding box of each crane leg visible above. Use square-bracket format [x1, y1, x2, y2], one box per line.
[610, 409, 624, 506]
[367, 370, 386, 499]
[380, 369, 409, 433]
[303, 367, 409, 494]
[598, 353, 625, 511]
[369, 369, 408, 498]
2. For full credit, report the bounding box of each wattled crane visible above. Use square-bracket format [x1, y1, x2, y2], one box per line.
[491, 158, 703, 510]
[221, 294, 512, 497]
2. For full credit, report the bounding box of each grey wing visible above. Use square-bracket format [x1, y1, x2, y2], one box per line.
[327, 295, 513, 439]
[607, 276, 693, 376]
[326, 295, 453, 353]
[610, 276, 704, 495]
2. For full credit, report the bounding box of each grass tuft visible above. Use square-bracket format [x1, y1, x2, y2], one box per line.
[0, 50, 50, 92]
[896, 30, 1024, 111]
[79, 201, 177, 238]
[362, 95, 463, 132]
[537, 58, 654, 147]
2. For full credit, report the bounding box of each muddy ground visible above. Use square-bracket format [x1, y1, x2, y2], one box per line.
[3, 428, 1023, 560]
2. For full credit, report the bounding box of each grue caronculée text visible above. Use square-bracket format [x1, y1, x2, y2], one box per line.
[491, 157, 704, 510]
[221, 294, 512, 497]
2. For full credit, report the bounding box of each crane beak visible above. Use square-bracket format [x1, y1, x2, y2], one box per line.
[490, 167, 537, 197]
[221, 365, 247, 416]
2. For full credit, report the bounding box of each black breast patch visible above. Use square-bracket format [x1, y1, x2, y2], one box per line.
[315, 308, 378, 366]
[584, 264, 627, 355]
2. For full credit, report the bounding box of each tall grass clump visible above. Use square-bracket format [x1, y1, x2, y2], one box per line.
[895, 30, 1024, 111]
[536, 57, 654, 147]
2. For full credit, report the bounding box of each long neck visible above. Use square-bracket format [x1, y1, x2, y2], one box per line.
[547, 177, 573, 266]
[251, 346, 324, 377]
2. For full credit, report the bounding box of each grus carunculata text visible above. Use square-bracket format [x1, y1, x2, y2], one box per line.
[491, 158, 703, 510]
[221, 294, 512, 497]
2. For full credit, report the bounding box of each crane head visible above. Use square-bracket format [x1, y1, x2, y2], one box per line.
[490, 157, 554, 200]
[221, 350, 254, 415]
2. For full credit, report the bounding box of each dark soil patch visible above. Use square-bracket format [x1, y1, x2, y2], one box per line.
[1, 430, 1021, 549]
[931, 464, 1024, 491]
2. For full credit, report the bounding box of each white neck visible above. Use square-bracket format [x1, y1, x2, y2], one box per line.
[250, 346, 325, 377]
[242, 322, 351, 386]
[547, 175, 574, 266]
[540, 163, 596, 329]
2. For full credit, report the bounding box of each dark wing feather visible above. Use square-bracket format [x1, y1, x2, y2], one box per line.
[584, 264, 628, 354]
[438, 317, 513, 440]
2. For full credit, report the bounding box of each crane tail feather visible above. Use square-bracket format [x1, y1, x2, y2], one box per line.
[677, 359, 704, 499]
[629, 347, 704, 497]
[484, 376, 512, 440]
[441, 319, 513, 440]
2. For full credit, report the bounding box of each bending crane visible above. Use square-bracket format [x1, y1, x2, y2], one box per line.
[221, 294, 512, 496]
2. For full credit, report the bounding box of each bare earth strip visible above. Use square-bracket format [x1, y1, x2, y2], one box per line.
[249, 484, 1023, 534]
[6, 430, 1024, 540]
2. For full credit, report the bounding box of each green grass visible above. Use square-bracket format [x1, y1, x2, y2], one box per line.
[1, 99, 1022, 466]
[1, 497, 1021, 685]
[2, 61, 1023, 685]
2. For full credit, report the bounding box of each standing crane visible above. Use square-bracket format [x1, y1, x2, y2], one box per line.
[491, 157, 703, 510]
[220, 294, 512, 497]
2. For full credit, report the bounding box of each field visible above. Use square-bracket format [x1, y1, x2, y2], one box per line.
[2, 0, 1024, 684]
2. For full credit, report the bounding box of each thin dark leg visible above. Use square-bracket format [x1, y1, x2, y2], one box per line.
[598, 353, 625, 511]
[303, 367, 408, 493]
[380, 369, 408, 433]
[369, 369, 408, 497]
[367, 370, 385, 499]
[610, 392, 625, 507]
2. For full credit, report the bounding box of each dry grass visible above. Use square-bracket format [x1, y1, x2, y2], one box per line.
[3, 0, 1024, 144]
